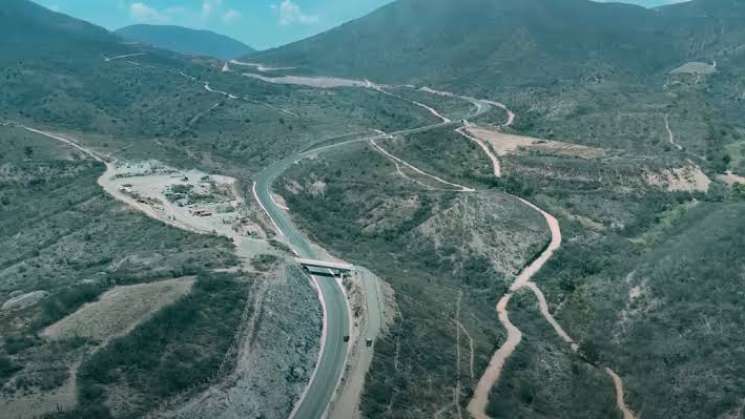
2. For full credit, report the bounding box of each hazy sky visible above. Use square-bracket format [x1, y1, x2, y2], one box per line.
[31, 0, 689, 50]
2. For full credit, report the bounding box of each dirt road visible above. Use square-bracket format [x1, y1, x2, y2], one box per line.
[455, 126, 501, 177]
[370, 138, 475, 192]
[467, 197, 561, 419]
[464, 123, 638, 419]
[665, 114, 683, 151]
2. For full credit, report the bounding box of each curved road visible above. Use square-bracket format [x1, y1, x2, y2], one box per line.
[252, 93, 493, 419]
[254, 153, 349, 419]
[21, 61, 493, 419]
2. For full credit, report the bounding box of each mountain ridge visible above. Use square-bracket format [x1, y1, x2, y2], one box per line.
[0, 0, 113, 43]
[250, 0, 744, 89]
[116, 24, 255, 60]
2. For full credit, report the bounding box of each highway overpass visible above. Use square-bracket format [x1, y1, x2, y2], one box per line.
[297, 258, 355, 275]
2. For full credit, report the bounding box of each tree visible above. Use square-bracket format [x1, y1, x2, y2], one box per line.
[23, 146, 33, 158]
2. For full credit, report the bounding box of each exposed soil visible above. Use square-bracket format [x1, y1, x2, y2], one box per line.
[717, 170, 745, 186]
[464, 126, 605, 159]
[41, 277, 195, 342]
[645, 161, 711, 192]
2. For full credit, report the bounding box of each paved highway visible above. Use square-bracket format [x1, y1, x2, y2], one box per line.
[252, 91, 494, 419]
[254, 153, 348, 419]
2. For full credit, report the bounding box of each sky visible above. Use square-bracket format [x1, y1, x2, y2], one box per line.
[31, 0, 688, 51]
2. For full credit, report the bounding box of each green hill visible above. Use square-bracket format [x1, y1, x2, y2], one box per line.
[252, 0, 681, 87]
[0, 0, 112, 43]
[116, 24, 255, 59]
[251, 0, 745, 89]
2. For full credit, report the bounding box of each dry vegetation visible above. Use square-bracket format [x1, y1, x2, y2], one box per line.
[41, 277, 195, 342]
[279, 142, 549, 418]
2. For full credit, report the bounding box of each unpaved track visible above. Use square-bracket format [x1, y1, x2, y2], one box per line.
[665, 114, 683, 151]
[22, 126, 106, 163]
[411, 100, 451, 123]
[104, 53, 146, 62]
[229, 60, 297, 72]
[607, 368, 638, 419]
[456, 126, 502, 178]
[370, 138, 475, 192]
[465, 125, 638, 419]
[483, 100, 515, 128]
[204, 82, 238, 99]
[467, 197, 561, 419]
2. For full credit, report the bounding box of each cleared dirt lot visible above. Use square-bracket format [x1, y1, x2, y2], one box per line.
[42, 277, 195, 342]
[464, 126, 605, 159]
[645, 162, 711, 192]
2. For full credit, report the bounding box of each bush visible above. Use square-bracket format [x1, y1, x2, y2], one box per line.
[33, 282, 109, 331]
[75, 273, 249, 416]
[4, 335, 37, 355]
[0, 355, 21, 381]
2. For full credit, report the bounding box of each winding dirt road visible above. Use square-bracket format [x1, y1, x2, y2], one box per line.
[665, 114, 683, 151]
[467, 197, 562, 419]
[455, 126, 502, 177]
[463, 122, 638, 419]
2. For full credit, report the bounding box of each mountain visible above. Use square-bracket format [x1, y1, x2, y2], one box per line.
[655, 0, 745, 60]
[252, 0, 683, 88]
[0, 0, 112, 43]
[251, 0, 745, 90]
[116, 24, 255, 59]
[657, 0, 745, 17]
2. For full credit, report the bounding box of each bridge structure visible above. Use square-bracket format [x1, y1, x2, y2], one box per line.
[296, 258, 355, 276]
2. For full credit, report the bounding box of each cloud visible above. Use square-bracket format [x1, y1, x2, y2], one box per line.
[202, 0, 222, 19]
[129, 2, 169, 23]
[222, 9, 242, 24]
[277, 0, 319, 26]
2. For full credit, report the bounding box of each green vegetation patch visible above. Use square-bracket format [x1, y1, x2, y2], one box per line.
[381, 126, 494, 188]
[72, 273, 250, 418]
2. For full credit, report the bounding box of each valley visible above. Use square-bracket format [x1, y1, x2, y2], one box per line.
[2, 0, 745, 418]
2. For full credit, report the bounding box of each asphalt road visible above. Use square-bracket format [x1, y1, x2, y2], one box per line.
[252, 94, 493, 419]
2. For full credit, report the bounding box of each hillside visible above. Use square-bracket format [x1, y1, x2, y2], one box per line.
[252, 0, 681, 87]
[251, 0, 745, 91]
[116, 24, 255, 59]
[0, 0, 112, 43]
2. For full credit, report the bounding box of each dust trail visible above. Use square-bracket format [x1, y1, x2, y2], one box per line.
[412, 100, 451, 123]
[454, 293, 464, 419]
[456, 320, 476, 381]
[229, 60, 296, 72]
[467, 196, 560, 419]
[204, 82, 238, 99]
